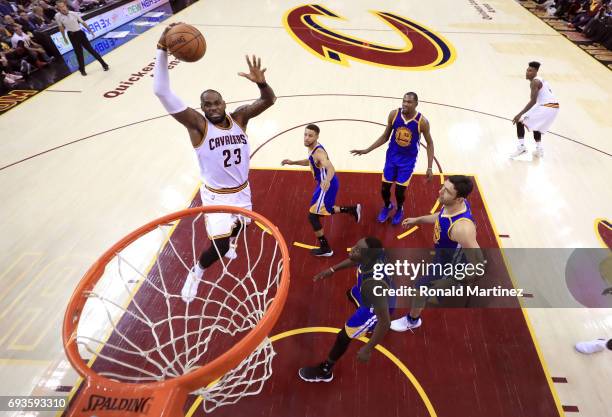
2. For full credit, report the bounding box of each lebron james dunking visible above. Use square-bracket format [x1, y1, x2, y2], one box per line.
[153, 23, 276, 302]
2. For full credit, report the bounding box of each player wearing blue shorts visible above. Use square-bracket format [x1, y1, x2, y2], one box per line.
[351, 92, 435, 225]
[282, 124, 361, 256]
[390, 175, 483, 332]
[299, 237, 395, 382]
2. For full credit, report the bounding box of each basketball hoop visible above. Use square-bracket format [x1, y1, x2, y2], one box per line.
[62, 206, 290, 416]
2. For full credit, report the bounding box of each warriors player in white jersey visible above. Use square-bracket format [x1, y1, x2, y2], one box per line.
[511, 61, 559, 159]
[153, 24, 276, 302]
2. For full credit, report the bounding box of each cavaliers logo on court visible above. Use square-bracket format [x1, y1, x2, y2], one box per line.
[283, 4, 455, 70]
[395, 127, 412, 147]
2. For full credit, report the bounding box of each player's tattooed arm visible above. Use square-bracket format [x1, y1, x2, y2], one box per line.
[513, 79, 541, 124]
[233, 55, 276, 127]
[350, 109, 395, 155]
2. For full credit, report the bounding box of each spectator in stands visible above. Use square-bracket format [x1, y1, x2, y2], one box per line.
[3, 14, 17, 30]
[0, 24, 12, 46]
[7, 40, 42, 69]
[30, 6, 52, 29]
[38, 0, 58, 21]
[0, 0, 15, 16]
[1, 49, 35, 75]
[569, 0, 604, 29]
[16, 11, 35, 32]
[15, 38, 51, 66]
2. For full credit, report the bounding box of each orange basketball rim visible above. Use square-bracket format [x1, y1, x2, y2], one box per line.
[62, 206, 290, 416]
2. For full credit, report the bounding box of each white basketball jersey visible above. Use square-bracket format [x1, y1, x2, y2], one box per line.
[196, 115, 249, 189]
[535, 77, 557, 105]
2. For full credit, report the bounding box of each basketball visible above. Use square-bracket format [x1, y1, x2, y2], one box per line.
[165, 23, 206, 62]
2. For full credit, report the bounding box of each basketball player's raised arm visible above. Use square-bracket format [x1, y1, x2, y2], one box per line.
[232, 55, 276, 127]
[513, 79, 541, 124]
[153, 25, 204, 146]
[350, 110, 394, 155]
[420, 117, 435, 181]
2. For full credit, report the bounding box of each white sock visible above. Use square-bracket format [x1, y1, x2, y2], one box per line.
[536, 142, 543, 151]
[518, 138, 525, 147]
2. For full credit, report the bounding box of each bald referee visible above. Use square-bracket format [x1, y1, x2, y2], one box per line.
[55, 1, 108, 76]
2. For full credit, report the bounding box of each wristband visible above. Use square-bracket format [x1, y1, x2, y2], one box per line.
[329, 267, 335, 273]
[426, 168, 433, 172]
[157, 43, 167, 51]
[256, 81, 268, 89]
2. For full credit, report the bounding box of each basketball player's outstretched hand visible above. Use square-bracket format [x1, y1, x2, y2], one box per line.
[281, 159, 292, 166]
[402, 217, 417, 228]
[238, 55, 267, 84]
[313, 268, 334, 281]
[350, 149, 368, 156]
[158, 22, 181, 48]
[603, 287, 612, 296]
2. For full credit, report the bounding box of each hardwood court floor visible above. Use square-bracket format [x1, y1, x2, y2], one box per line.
[0, 1, 610, 416]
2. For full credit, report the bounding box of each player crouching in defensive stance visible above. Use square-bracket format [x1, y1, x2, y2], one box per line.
[282, 124, 361, 257]
[298, 237, 394, 382]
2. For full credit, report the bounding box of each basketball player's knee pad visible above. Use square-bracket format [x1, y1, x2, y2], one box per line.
[308, 213, 322, 231]
[381, 182, 392, 194]
[516, 122, 525, 138]
[533, 131, 542, 141]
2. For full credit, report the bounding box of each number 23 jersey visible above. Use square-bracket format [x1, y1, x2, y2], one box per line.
[195, 114, 249, 189]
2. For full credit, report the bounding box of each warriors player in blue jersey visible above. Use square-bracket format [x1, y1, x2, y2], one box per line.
[391, 175, 483, 331]
[299, 237, 394, 382]
[282, 124, 361, 256]
[351, 92, 435, 225]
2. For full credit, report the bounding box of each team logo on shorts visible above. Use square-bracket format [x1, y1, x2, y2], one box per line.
[283, 4, 455, 70]
[395, 127, 412, 147]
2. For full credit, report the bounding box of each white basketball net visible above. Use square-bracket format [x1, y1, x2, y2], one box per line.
[74, 211, 284, 413]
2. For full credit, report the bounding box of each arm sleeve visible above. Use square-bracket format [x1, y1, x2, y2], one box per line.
[153, 48, 188, 114]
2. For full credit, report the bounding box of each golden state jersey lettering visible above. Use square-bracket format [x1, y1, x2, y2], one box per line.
[283, 4, 455, 70]
[433, 217, 441, 245]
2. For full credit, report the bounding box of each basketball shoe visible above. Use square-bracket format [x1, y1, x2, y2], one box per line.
[575, 339, 608, 354]
[509, 145, 527, 158]
[392, 208, 404, 225]
[298, 362, 333, 382]
[224, 237, 238, 260]
[390, 315, 422, 332]
[377, 204, 394, 223]
[181, 265, 204, 303]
